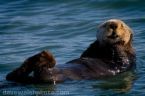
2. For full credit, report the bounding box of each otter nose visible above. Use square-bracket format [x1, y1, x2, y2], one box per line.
[109, 23, 118, 30]
[108, 32, 118, 39]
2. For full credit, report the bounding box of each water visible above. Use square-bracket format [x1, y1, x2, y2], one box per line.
[0, 0, 145, 95]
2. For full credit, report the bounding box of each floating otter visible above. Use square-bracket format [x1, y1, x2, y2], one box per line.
[6, 19, 136, 84]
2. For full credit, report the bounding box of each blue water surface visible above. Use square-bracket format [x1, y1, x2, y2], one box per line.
[0, 0, 145, 96]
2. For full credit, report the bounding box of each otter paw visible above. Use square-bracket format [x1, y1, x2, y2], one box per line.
[35, 50, 56, 68]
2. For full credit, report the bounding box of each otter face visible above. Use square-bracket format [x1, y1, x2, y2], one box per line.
[97, 19, 133, 45]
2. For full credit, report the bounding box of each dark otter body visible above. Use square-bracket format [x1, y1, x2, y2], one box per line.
[6, 40, 136, 84]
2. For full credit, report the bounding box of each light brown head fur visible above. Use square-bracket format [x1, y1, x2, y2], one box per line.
[97, 19, 133, 46]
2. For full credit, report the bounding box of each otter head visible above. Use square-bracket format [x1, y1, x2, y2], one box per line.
[97, 19, 133, 46]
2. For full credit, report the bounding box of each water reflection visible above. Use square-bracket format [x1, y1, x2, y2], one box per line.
[93, 71, 136, 92]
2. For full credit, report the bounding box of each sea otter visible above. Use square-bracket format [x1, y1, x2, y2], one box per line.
[6, 19, 136, 84]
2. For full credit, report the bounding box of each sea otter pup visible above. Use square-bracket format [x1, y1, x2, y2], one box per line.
[6, 19, 136, 84]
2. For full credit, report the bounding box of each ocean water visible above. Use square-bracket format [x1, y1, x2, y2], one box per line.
[0, 0, 145, 96]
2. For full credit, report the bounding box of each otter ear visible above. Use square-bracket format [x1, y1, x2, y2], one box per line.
[126, 25, 133, 42]
[129, 33, 133, 43]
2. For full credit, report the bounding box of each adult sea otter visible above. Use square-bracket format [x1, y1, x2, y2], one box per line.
[6, 19, 136, 84]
